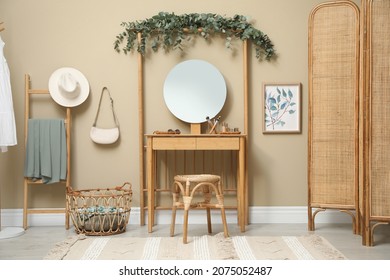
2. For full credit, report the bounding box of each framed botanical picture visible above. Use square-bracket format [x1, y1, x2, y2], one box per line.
[263, 83, 301, 133]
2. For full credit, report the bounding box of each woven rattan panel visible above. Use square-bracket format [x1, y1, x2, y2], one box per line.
[369, 0, 390, 217]
[309, 2, 359, 207]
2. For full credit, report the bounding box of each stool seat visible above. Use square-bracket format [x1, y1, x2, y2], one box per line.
[170, 174, 229, 244]
[174, 174, 220, 184]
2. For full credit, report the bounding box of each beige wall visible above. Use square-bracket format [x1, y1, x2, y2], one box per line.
[0, 0, 360, 209]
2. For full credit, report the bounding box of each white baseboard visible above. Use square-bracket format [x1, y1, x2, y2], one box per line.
[0, 206, 353, 227]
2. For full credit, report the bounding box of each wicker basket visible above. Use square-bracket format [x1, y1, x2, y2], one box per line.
[66, 182, 132, 236]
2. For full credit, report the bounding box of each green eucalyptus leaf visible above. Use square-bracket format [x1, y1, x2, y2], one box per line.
[114, 12, 275, 60]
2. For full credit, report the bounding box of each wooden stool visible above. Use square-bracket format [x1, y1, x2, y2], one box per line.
[170, 174, 229, 244]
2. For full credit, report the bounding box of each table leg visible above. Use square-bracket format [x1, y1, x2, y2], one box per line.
[239, 137, 246, 232]
[147, 138, 154, 233]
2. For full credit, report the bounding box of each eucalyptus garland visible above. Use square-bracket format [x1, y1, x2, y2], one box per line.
[114, 12, 276, 60]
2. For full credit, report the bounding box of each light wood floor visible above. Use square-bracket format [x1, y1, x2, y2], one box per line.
[1, 223, 390, 260]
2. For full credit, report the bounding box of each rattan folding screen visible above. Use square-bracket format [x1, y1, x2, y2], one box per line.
[361, 0, 390, 246]
[308, 1, 360, 233]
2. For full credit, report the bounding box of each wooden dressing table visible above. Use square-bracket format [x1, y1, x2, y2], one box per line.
[135, 35, 250, 234]
[146, 133, 247, 233]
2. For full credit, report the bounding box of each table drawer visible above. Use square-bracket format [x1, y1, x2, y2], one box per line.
[196, 137, 240, 150]
[152, 137, 196, 150]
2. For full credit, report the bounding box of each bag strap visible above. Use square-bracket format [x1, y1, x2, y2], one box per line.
[92, 87, 119, 127]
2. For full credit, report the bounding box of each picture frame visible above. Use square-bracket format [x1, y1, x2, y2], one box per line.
[263, 83, 301, 134]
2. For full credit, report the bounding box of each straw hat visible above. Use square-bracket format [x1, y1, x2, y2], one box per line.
[48, 67, 90, 107]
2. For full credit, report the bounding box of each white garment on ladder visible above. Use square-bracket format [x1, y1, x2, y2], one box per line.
[0, 35, 17, 152]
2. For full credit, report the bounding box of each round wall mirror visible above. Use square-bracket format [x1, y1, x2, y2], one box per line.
[163, 59, 227, 124]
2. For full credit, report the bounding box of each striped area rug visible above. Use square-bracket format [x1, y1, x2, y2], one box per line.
[44, 233, 346, 260]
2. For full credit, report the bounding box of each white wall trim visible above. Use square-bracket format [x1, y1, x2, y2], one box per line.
[0, 206, 353, 227]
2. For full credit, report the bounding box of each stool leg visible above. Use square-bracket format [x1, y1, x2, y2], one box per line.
[217, 191, 229, 238]
[220, 207, 229, 238]
[170, 208, 176, 237]
[170, 188, 180, 237]
[183, 195, 192, 244]
[207, 208, 212, 234]
[202, 185, 212, 234]
[218, 181, 229, 237]
[182, 179, 192, 244]
[183, 208, 189, 244]
[170, 206, 177, 237]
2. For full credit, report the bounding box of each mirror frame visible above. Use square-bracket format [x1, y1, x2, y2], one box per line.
[163, 59, 227, 124]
